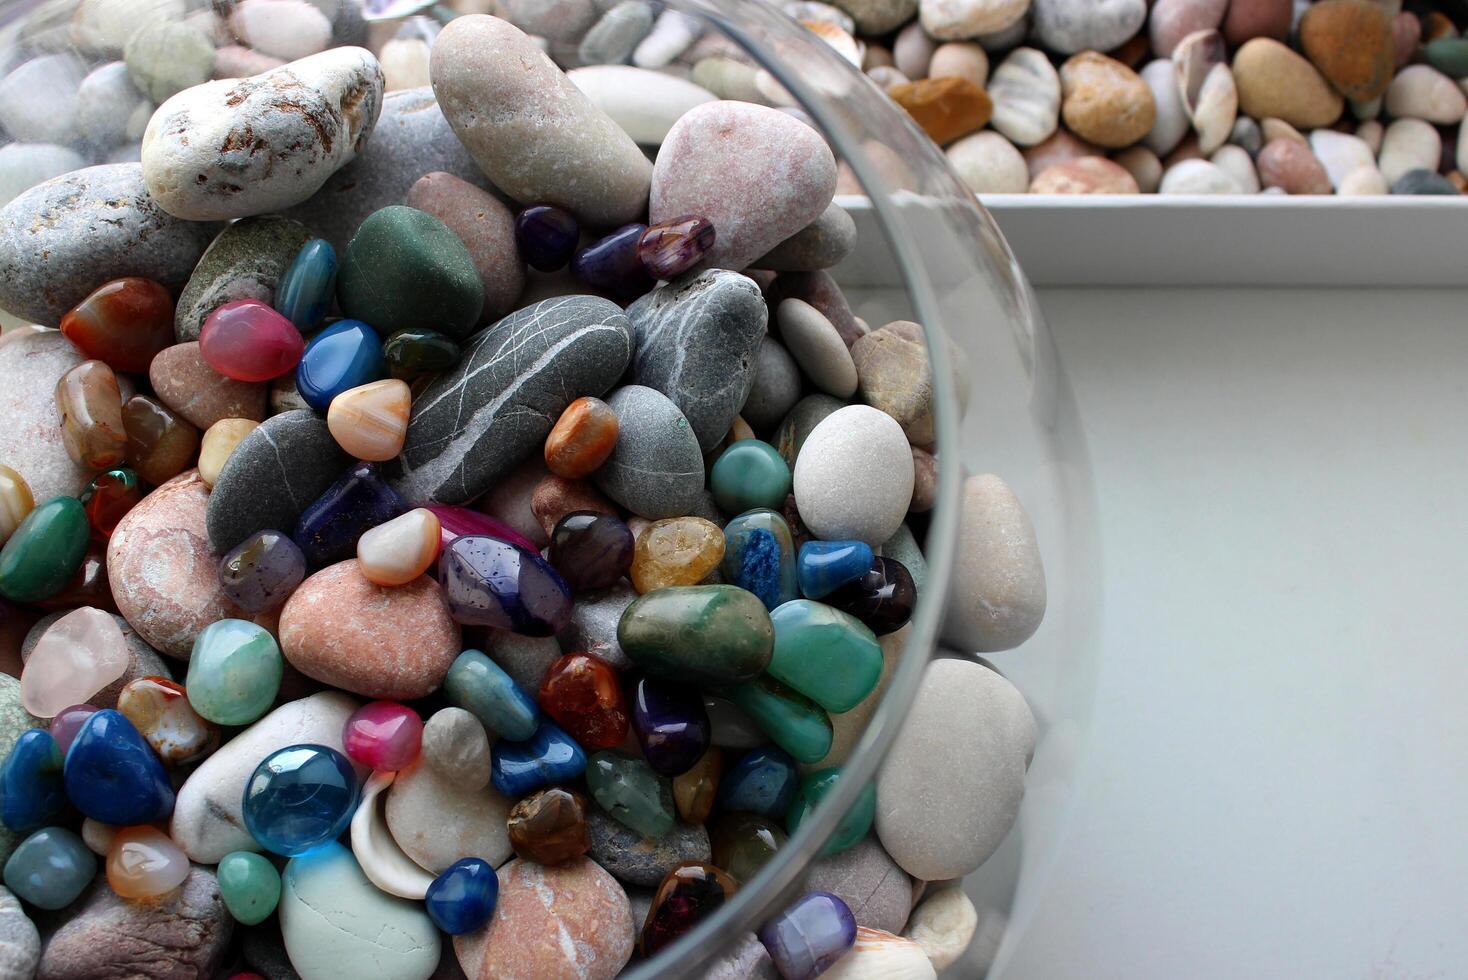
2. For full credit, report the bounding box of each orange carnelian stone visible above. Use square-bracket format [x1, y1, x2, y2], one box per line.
[539, 653, 629, 749]
[60, 278, 176, 374]
[544, 396, 619, 479]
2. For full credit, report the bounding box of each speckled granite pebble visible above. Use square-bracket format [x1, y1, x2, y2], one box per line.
[175, 216, 314, 342]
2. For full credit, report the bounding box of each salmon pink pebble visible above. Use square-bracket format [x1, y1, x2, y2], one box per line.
[199, 300, 306, 383]
[343, 701, 424, 771]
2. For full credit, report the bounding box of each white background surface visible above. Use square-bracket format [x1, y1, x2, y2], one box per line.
[995, 286, 1468, 978]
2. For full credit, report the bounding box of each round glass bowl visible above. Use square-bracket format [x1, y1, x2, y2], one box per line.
[0, 0, 1098, 975]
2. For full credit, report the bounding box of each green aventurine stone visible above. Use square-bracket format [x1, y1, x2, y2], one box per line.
[217, 850, 282, 925]
[338, 206, 485, 341]
[767, 600, 883, 713]
[709, 440, 792, 514]
[618, 585, 774, 688]
[727, 676, 832, 765]
[0, 497, 89, 603]
[586, 751, 675, 840]
[785, 767, 875, 857]
[185, 619, 283, 726]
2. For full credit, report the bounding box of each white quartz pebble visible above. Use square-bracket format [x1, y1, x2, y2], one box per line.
[1377, 117, 1441, 186]
[229, 0, 332, 60]
[988, 47, 1061, 147]
[947, 131, 1029, 193]
[794, 405, 914, 548]
[1338, 165, 1388, 195]
[1141, 58, 1189, 156]
[1384, 64, 1467, 124]
[1308, 129, 1376, 191]
[1159, 158, 1243, 194]
[1210, 144, 1260, 193]
[568, 64, 716, 145]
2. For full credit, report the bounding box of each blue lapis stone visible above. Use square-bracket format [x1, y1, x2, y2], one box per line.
[295, 318, 386, 412]
[425, 857, 499, 935]
[293, 462, 406, 568]
[721, 509, 798, 611]
[444, 649, 540, 741]
[490, 720, 587, 797]
[796, 540, 875, 600]
[716, 745, 800, 819]
[3, 827, 96, 910]
[63, 709, 174, 826]
[0, 730, 65, 833]
[631, 676, 711, 777]
[242, 743, 359, 857]
[276, 239, 338, 331]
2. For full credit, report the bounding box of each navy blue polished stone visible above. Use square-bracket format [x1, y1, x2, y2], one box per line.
[439, 534, 573, 636]
[514, 204, 580, 272]
[570, 223, 654, 300]
[292, 462, 407, 568]
[425, 857, 499, 935]
[276, 239, 338, 331]
[490, 720, 587, 797]
[295, 318, 386, 412]
[716, 745, 799, 819]
[796, 540, 875, 600]
[631, 676, 711, 777]
[63, 709, 174, 825]
[757, 890, 857, 980]
[0, 730, 65, 833]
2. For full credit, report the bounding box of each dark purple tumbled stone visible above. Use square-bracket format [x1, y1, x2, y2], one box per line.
[547, 511, 633, 593]
[220, 529, 308, 613]
[439, 534, 573, 636]
[631, 676, 711, 777]
[292, 462, 407, 568]
[757, 891, 858, 980]
[571, 223, 654, 300]
[823, 556, 915, 636]
[514, 204, 580, 272]
[638, 215, 716, 280]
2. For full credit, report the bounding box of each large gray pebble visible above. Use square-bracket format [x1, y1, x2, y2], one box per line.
[0, 887, 38, 980]
[941, 473, 1046, 653]
[0, 144, 88, 207]
[627, 269, 768, 452]
[484, 631, 562, 692]
[0, 331, 94, 500]
[0, 54, 84, 144]
[0, 163, 216, 325]
[23, 611, 172, 711]
[392, 296, 632, 506]
[793, 405, 913, 547]
[579, 0, 656, 64]
[558, 582, 637, 671]
[875, 658, 1036, 880]
[421, 707, 492, 791]
[75, 62, 151, 148]
[753, 201, 857, 272]
[586, 808, 711, 887]
[802, 836, 913, 933]
[1032, 0, 1146, 53]
[740, 337, 803, 434]
[593, 385, 705, 520]
[175, 216, 314, 341]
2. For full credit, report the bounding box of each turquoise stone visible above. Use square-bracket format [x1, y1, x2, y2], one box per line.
[444, 649, 539, 741]
[710, 440, 792, 514]
[796, 540, 874, 600]
[727, 677, 832, 765]
[295, 319, 386, 412]
[586, 750, 676, 839]
[0, 730, 64, 833]
[720, 510, 798, 612]
[186, 619, 283, 726]
[0, 497, 90, 603]
[3, 826, 95, 910]
[218, 850, 282, 925]
[64, 709, 175, 825]
[276, 238, 338, 330]
[785, 767, 875, 857]
[766, 600, 882, 714]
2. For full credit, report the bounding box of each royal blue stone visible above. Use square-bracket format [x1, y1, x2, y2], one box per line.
[293, 462, 406, 568]
[3, 827, 95, 910]
[570, 223, 653, 300]
[490, 720, 587, 797]
[425, 857, 499, 935]
[722, 510, 798, 611]
[631, 676, 711, 777]
[438, 534, 573, 636]
[0, 730, 65, 833]
[444, 649, 540, 741]
[514, 204, 580, 272]
[295, 318, 386, 412]
[716, 746, 799, 819]
[757, 890, 857, 980]
[276, 238, 338, 330]
[242, 743, 359, 857]
[63, 709, 174, 825]
[796, 540, 875, 600]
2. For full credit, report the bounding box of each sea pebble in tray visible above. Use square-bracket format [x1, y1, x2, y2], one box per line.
[1059, 51, 1156, 149]
[1377, 118, 1441, 186]
[1297, 0, 1394, 103]
[1141, 58, 1189, 157]
[1232, 37, 1344, 128]
[1174, 29, 1237, 155]
[1030, 156, 1140, 193]
[229, 0, 333, 61]
[1210, 145, 1260, 192]
[1308, 130, 1376, 190]
[987, 47, 1061, 147]
[1032, 0, 1147, 54]
[1116, 145, 1165, 192]
[1384, 64, 1468, 124]
[920, 0, 1026, 40]
[1150, 0, 1227, 57]
[1159, 159, 1243, 193]
[1256, 137, 1332, 194]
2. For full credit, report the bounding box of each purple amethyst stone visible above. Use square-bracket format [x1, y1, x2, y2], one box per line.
[439, 534, 574, 636]
[631, 676, 711, 777]
[571, 223, 654, 300]
[638, 215, 716, 280]
[220, 529, 308, 613]
[757, 891, 858, 980]
[548, 511, 634, 593]
[514, 204, 581, 272]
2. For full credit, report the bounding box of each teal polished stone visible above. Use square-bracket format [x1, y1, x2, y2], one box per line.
[720, 509, 798, 612]
[444, 649, 539, 742]
[586, 750, 675, 839]
[218, 850, 282, 925]
[727, 677, 832, 766]
[276, 238, 338, 330]
[710, 440, 792, 514]
[766, 600, 882, 713]
[0, 497, 90, 603]
[186, 619, 283, 726]
[3, 826, 95, 909]
[785, 767, 875, 857]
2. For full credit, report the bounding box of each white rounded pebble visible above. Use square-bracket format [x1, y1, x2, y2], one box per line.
[75, 62, 151, 148]
[1384, 64, 1467, 124]
[947, 131, 1029, 193]
[0, 144, 89, 207]
[229, 0, 332, 60]
[633, 9, 702, 68]
[384, 760, 513, 874]
[1338, 164, 1388, 195]
[1308, 129, 1375, 191]
[987, 47, 1060, 147]
[794, 405, 914, 548]
[778, 299, 859, 398]
[941, 473, 1046, 652]
[0, 54, 85, 144]
[920, 0, 1030, 40]
[1113, 145, 1163, 193]
[867, 65, 911, 93]
[568, 65, 716, 145]
[1377, 117, 1441, 186]
[1141, 59, 1188, 156]
[1159, 158, 1242, 194]
[1209, 144, 1259, 192]
[976, 15, 1029, 50]
[893, 20, 938, 79]
[1032, 0, 1146, 54]
[928, 41, 989, 87]
[903, 887, 980, 972]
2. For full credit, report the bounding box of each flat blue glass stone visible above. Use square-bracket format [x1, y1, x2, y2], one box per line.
[0, 730, 65, 833]
[293, 462, 406, 568]
[63, 709, 174, 825]
[439, 534, 574, 636]
[796, 540, 875, 600]
[757, 890, 857, 980]
[295, 318, 386, 412]
[242, 743, 360, 857]
[276, 239, 338, 331]
[715, 745, 800, 819]
[721, 509, 798, 611]
[425, 857, 499, 935]
[444, 649, 540, 742]
[3, 827, 96, 910]
[490, 720, 587, 797]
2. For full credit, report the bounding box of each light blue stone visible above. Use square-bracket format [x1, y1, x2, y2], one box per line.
[796, 540, 874, 600]
[444, 649, 539, 741]
[186, 619, 283, 726]
[276, 238, 338, 330]
[3, 827, 95, 910]
[720, 509, 798, 611]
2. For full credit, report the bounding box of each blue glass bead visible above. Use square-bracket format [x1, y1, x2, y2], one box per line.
[710, 441, 792, 514]
[571, 223, 654, 300]
[293, 462, 406, 568]
[514, 204, 580, 272]
[425, 857, 499, 935]
[295, 318, 386, 412]
[757, 890, 857, 980]
[717, 746, 800, 819]
[490, 720, 587, 797]
[0, 730, 64, 833]
[444, 649, 540, 741]
[439, 534, 573, 636]
[631, 676, 711, 777]
[796, 540, 875, 600]
[242, 743, 359, 857]
[3, 827, 96, 910]
[276, 239, 338, 330]
[63, 709, 174, 825]
[721, 509, 798, 611]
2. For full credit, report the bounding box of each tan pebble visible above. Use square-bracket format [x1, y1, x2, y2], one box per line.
[357, 508, 442, 588]
[1223, 0, 1293, 46]
[893, 20, 937, 79]
[1259, 117, 1308, 144]
[1029, 156, 1141, 193]
[863, 45, 894, 70]
[197, 419, 258, 488]
[1060, 52, 1156, 148]
[1150, 0, 1229, 57]
[327, 379, 411, 462]
[1114, 145, 1164, 192]
[851, 321, 935, 444]
[1298, 0, 1395, 102]
[149, 341, 267, 430]
[1449, 171, 1468, 194]
[867, 65, 910, 93]
[530, 474, 619, 538]
[1232, 37, 1345, 128]
[1392, 12, 1421, 69]
[909, 448, 937, 513]
[1163, 133, 1205, 167]
[1421, 10, 1456, 43]
[380, 37, 432, 91]
[928, 42, 989, 88]
[940, 473, 1046, 652]
[1355, 118, 1384, 154]
[1210, 144, 1261, 191]
[0, 465, 34, 546]
[947, 131, 1030, 193]
[1338, 165, 1390, 194]
[1256, 138, 1333, 193]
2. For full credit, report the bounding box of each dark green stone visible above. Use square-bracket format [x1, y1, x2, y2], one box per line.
[1425, 37, 1468, 79]
[383, 328, 462, 380]
[0, 497, 90, 603]
[618, 585, 774, 688]
[338, 206, 484, 341]
[785, 767, 875, 857]
[727, 676, 832, 765]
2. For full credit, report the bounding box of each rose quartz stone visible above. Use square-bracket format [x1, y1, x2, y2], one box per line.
[21, 607, 129, 718]
[149, 341, 268, 430]
[343, 700, 424, 771]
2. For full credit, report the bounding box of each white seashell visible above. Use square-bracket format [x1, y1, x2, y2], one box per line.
[349, 770, 436, 900]
[824, 927, 937, 980]
[903, 887, 979, 971]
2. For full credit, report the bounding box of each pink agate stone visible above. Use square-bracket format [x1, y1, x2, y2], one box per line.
[199, 300, 305, 382]
[21, 608, 128, 718]
[107, 825, 190, 899]
[425, 505, 540, 554]
[342, 701, 423, 771]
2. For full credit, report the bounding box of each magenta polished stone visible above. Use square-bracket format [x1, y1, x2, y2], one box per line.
[425, 504, 540, 554]
[438, 535, 573, 636]
[199, 300, 305, 383]
[342, 701, 423, 771]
